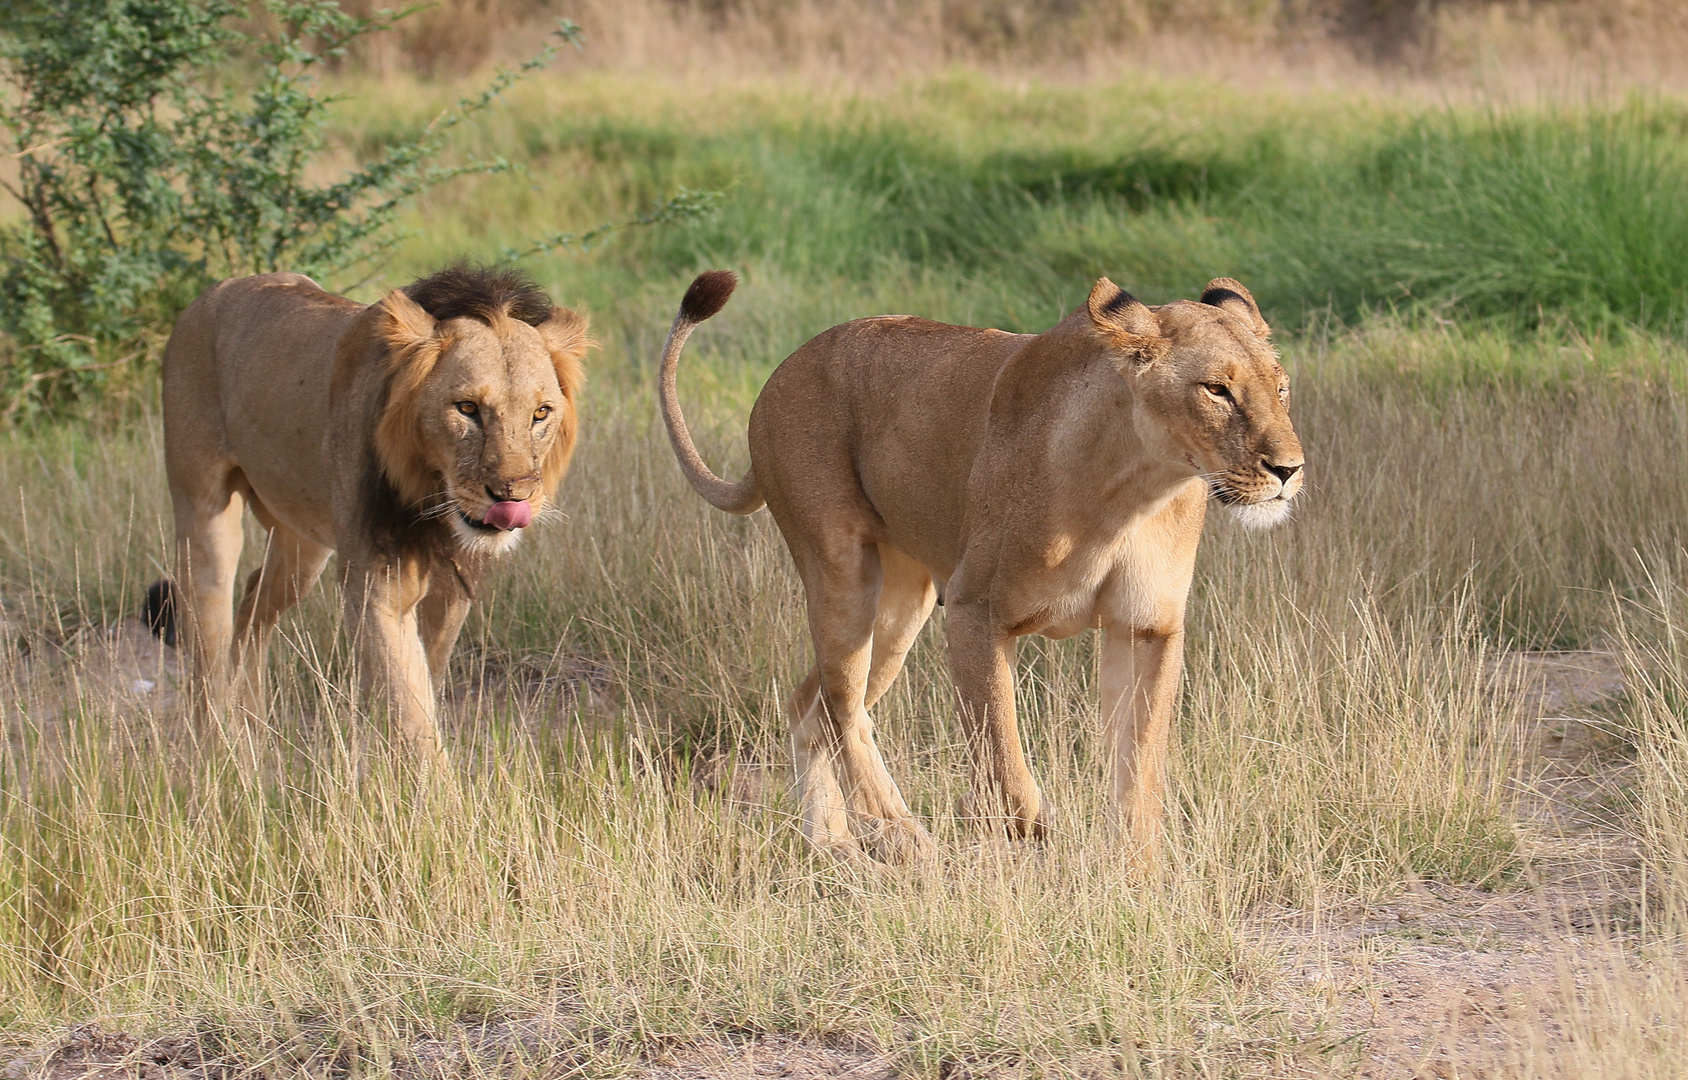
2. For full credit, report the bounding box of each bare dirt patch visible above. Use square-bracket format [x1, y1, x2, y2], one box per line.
[1258, 650, 1639, 1078]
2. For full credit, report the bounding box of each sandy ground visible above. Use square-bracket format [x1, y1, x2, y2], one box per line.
[0, 637, 1641, 1079]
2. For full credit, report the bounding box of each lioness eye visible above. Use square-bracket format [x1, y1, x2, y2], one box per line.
[455, 401, 478, 417]
[1203, 383, 1232, 401]
[533, 405, 552, 423]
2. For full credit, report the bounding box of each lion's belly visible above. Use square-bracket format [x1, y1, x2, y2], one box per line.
[225, 415, 336, 547]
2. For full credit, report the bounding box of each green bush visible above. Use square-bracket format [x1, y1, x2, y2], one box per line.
[0, 0, 559, 418]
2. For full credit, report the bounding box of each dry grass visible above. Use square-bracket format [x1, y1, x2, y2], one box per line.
[3, 316, 1688, 1074]
[342, 0, 1688, 91]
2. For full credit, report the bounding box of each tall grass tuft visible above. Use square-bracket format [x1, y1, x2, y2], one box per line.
[1258, 100, 1688, 330]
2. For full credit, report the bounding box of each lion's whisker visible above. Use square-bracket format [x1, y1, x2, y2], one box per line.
[417, 500, 461, 521]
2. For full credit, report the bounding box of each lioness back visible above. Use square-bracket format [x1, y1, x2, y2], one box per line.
[748, 315, 1029, 575]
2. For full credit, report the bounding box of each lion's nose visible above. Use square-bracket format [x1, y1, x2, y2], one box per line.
[487, 476, 540, 502]
[1264, 460, 1303, 484]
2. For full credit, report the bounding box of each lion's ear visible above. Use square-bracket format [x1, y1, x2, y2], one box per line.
[372, 290, 445, 507]
[378, 289, 438, 361]
[536, 306, 591, 401]
[535, 307, 591, 499]
[1200, 277, 1271, 340]
[1087, 278, 1164, 367]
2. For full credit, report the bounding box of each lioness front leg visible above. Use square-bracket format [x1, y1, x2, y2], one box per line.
[946, 601, 1049, 839]
[1100, 625, 1185, 873]
[341, 555, 445, 763]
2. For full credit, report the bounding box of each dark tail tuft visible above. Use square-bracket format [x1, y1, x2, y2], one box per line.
[143, 579, 178, 648]
[679, 270, 737, 324]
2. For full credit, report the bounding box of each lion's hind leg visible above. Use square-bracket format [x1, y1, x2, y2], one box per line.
[790, 542, 935, 865]
[231, 521, 332, 723]
[171, 474, 246, 729]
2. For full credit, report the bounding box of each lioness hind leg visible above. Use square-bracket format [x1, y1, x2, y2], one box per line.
[862, 545, 937, 712]
[791, 542, 933, 864]
[851, 545, 939, 862]
[786, 667, 853, 857]
[231, 523, 332, 722]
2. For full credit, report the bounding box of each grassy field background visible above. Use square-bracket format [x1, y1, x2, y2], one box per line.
[4, 63, 1688, 1077]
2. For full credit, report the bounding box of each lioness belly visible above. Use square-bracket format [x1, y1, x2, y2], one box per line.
[827, 322, 1023, 572]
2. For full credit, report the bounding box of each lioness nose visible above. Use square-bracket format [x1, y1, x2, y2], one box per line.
[1264, 460, 1303, 484]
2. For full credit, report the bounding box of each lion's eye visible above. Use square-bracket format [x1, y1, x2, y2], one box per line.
[1202, 383, 1233, 402]
[1278, 386, 1289, 403]
[533, 405, 552, 424]
[455, 401, 479, 418]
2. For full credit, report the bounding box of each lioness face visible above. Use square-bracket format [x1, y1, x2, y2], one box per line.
[410, 317, 574, 555]
[1145, 305, 1304, 528]
[1089, 277, 1304, 529]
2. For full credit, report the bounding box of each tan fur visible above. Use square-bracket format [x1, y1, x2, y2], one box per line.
[162, 272, 589, 760]
[660, 273, 1303, 865]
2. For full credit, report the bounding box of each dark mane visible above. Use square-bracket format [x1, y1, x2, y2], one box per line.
[403, 262, 554, 326]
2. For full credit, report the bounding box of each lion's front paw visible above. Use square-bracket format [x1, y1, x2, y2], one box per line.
[856, 814, 937, 865]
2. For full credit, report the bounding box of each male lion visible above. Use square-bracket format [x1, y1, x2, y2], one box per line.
[659, 271, 1303, 864]
[156, 265, 589, 757]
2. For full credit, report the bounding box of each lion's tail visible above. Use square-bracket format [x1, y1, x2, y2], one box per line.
[658, 270, 765, 516]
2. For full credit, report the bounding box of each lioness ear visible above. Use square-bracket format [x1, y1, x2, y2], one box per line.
[1086, 278, 1164, 367]
[535, 306, 591, 403]
[1200, 277, 1271, 340]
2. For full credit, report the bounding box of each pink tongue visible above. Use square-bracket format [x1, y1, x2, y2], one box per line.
[482, 500, 532, 530]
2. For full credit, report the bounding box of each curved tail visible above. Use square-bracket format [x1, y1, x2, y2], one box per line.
[658, 270, 765, 515]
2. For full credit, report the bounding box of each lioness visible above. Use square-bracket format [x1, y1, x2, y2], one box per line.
[659, 272, 1303, 863]
[157, 265, 589, 757]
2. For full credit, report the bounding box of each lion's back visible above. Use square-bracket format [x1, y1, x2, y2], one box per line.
[162, 273, 363, 544]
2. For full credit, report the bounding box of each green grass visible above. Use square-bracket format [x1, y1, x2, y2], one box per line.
[334, 75, 1688, 347]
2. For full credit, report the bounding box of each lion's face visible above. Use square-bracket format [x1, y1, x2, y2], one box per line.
[1089, 277, 1304, 529]
[374, 292, 589, 556]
